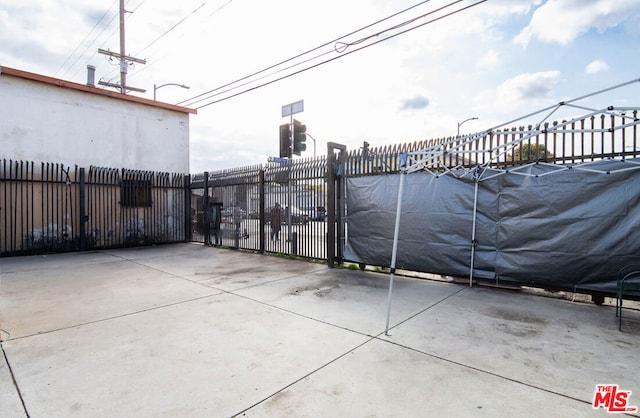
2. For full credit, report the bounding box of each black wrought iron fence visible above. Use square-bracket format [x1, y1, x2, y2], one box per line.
[191, 157, 329, 260]
[4, 111, 637, 259]
[343, 111, 640, 176]
[1, 161, 79, 255]
[190, 110, 640, 263]
[1, 160, 188, 256]
[86, 167, 189, 250]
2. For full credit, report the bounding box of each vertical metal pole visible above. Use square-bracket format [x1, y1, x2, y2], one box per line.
[79, 167, 86, 251]
[326, 142, 346, 267]
[11, 160, 16, 253]
[55, 164, 60, 247]
[326, 148, 336, 267]
[336, 151, 346, 261]
[150, 172, 155, 243]
[113, 169, 118, 247]
[1, 160, 4, 254]
[203, 172, 210, 246]
[469, 178, 479, 287]
[30, 161, 34, 253]
[9, 161, 15, 253]
[287, 114, 293, 243]
[184, 174, 192, 242]
[385, 171, 406, 336]
[19, 161, 24, 252]
[45, 163, 49, 251]
[87, 168, 92, 248]
[119, 0, 126, 94]
[4, 160, 8, 253]
[4, 160, 9, 254]
[99, 168, 104, 247]
[259, 169, 265, 254]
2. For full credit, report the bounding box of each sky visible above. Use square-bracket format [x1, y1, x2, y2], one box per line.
[1, 0, 640, 173]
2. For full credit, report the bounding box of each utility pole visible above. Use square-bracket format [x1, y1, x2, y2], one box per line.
[98, 0, 146, 94]
[119, 0, 126, 93]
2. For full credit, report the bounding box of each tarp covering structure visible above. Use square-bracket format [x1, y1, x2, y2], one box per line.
[341, 78, 640, 332]
[344, 158, 640, 293]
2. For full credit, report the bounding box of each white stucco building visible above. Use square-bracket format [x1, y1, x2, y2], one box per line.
[0, 66, 196, 173]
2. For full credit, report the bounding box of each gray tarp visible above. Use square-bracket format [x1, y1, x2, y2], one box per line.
[344, 159, 640, 294]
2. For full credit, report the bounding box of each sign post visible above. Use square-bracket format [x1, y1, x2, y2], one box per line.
[281, 100, 304, 242]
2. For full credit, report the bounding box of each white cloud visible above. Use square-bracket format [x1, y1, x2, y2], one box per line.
[585, 59, 609, 75]
[496, 71, 561, 107]
[2, 0, 640, 171]
[514, 0, 640, 48]
[400, 95, 430, 111]
[478, 49, 499, 70]
[474, 0, 543, 17]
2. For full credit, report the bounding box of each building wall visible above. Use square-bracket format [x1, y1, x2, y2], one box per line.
[0, 70, 191, 173]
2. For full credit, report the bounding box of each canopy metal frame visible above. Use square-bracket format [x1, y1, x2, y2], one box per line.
[384, 78, 640, 335]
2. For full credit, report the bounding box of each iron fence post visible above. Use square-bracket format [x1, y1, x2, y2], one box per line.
[203, 172, 210, 246]
[326, 142, 347, 267]
[79, 167, 86, 251]
[327, 149, 336, 267]
[259, 169, 265, 254]
[184, 174, 191, 242]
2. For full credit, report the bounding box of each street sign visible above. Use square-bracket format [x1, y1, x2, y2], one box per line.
[281, 100, 304, 118]
[269, 156, 289, 165]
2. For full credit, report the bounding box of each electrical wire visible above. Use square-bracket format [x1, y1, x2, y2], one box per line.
[184, 0, 486, 110]
[196, 0, 486, 109]
[56, 0, 119, 78]
[132, 2, 208, 57]
[130, 0, 146, 13]
[127, 0, 235, 80]
[67, 0, 146, 82]
[177, 0, 434, 107]
[69, 14, 121, 81]
[334, 0, 465, 53]
[209, 0, 234, 17]
[183, 0, 461, 108]
[94, 0, 148, 83]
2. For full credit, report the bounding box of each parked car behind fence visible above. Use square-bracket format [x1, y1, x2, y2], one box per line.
[303, 206, 327, 221]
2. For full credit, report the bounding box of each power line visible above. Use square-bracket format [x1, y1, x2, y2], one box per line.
[96, 0, 147, 94]
[133, 2, 208, 57]
[67, 0, 146, 82]
[56, 0, 119, 79]
[94, 0, 147, 83]
[177, 0, 435, 107]
[68, 6, 125, 81]
[126, 0, 235, 81]
[334, 0, 466, 53]
[198, 0, 486, 109]
[209, 0, 234, 17]
[183, 0, 486, 110]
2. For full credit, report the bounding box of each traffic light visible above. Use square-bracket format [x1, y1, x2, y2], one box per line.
[292, 119, 307, 156]
[362, 141, 370, 161]
[279, 123, 290, 158]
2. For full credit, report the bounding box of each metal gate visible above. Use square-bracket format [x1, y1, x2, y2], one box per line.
[190, 145, 347, 265]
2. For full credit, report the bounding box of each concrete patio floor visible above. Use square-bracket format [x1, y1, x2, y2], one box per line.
[1, 243, 639, 417]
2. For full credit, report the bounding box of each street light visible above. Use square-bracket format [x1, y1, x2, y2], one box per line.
[153, 83, 190, 101]
[306, 132, 318, 158]
[457, 116, 479, 136]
